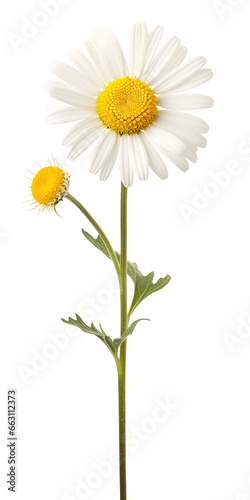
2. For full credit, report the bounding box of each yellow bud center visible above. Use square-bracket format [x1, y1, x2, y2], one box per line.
[31, 166, 66, 205]
[97, 76, 158, 134]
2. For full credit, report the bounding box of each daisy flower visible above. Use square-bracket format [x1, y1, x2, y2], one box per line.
[30, 161, 70, 212]
[46, 23, 213, 187]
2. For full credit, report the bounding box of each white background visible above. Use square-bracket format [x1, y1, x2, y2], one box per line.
[1, 0, 250, 499]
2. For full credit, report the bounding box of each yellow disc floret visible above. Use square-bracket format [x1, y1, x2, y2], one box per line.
[31, 166, 69, 210]
[97, 76, 158, 135]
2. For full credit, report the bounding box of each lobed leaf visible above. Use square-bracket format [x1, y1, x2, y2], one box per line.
[61, 314, 115, 356]
[81, 229, 171, 316]
[61, 314, 149, 357]
[113, 318, 150, 350]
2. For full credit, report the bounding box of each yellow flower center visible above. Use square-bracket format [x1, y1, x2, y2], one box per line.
[31, 166, 66, 205]
[97, 76, 158, 134]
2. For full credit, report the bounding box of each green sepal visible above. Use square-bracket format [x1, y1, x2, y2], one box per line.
[61, 314, 115, 357]
[81, 229, 171, 317]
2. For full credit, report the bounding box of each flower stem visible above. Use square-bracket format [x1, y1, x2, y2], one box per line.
[65, 193, 121, 285]
[66, 188, 128, 499]
[117, 183, 128, 500]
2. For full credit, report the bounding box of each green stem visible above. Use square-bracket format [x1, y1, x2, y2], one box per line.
[118, 183, 128, 500]
[65, 193, 121, 285]
[66, 188, 128, 499]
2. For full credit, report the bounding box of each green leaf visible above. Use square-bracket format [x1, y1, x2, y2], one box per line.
[82, 229, 110, 259]
[62, 314, 150, 358]
[128, 270, 171, 318]
[81, 229, 171, 316]
[81, 229, 136, 279]
[61, 314, 115, 356]
[113, 318, 150, 351]
[122, 318, 150, 337]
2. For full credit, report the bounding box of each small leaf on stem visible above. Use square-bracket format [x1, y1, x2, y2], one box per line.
[61, 314, 116, 356]
[81, 229, 171, 317]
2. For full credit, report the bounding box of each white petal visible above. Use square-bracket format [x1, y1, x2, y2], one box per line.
[145, 125, 187, 155]
[62, 120, 86, 146]
[44, 80, 69, 92]
[153, 57, 207, 93]
[130, 22, 148, 78]
[159, 93, 214, 110]
[156, 111, 207, 148]
[84, 39, 113, 83]
[157, 110, 209, 133]
[47, 107, 92, 124]
[85, 26, 128, 82]
[186, 149, 198, 163]
[164, 152, 189, 172]
[88, 26, 128, 80]
[165, 46, 188, 73]
[68, 125, 104, 160]
[187, 144, 198, 154]
[119, 135, 134, 187]
[145, 37, 180, 85]
[63, 117, 100, 146]
[66, 119, 104, 150]
[48, 87, 96, 108]
[99, 134, 119, 181]
[90, 130, 110, 173]
[160, 69, 214, 94]
[90, 129, 118, 176]
[97, 26, 128, 77]
[48, 61, 99, 95]
[141, 25, 164, 78]
[69, 50, 105, 87]
[140, 133, 168, 179]
[130, 134, 149, 180]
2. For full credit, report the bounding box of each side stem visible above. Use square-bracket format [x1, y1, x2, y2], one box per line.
[118, 183, 128, 500]
[65, 193, 121, 285]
